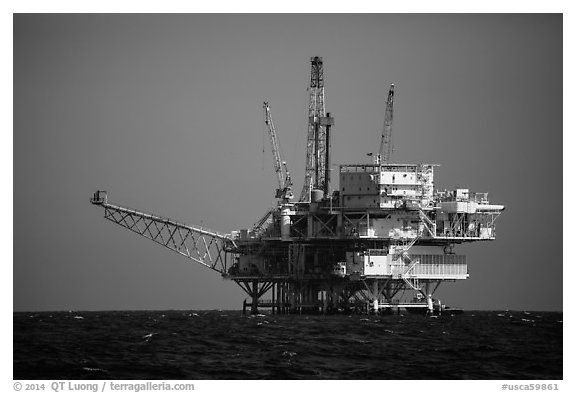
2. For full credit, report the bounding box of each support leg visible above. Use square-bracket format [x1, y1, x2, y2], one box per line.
[272, 282, 275, 315]
[372, 280, 379, 315]
[427, 294, 433, 313]
[251, 280, 259, 315]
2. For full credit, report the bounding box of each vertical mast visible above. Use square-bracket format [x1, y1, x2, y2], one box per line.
[300, 56, 326, 202]
[324, 112, 333, 198]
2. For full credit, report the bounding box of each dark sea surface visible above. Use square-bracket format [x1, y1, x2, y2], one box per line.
[14, 310, 562, 380]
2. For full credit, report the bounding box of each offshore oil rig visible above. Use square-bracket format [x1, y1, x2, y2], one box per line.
[91, 56, 504, 315]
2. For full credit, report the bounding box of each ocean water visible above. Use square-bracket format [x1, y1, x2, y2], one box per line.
[13, 310, 562, 380]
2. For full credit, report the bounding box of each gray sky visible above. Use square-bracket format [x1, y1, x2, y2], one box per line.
[13, 14, 562, 311]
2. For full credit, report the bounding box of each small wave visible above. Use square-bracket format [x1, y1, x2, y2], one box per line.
[521, 318, 535, 324]
[82, 367, 107, 373]
[142, 333, 157, 342]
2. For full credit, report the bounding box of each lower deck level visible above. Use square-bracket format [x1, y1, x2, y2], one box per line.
[228, 276, 454, 315]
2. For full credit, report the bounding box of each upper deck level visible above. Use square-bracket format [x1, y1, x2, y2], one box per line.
[340, 163, 436, 209]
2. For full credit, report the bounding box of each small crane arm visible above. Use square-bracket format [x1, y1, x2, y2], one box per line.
[263, 102, 285, 190]
[378, 83, 395, 164]
[90, 191, 237, 275]
[251, 207, 274, 237]
[263, 102, 293, 200]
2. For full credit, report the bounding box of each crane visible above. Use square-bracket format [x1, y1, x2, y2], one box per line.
[377, 83, 395, 165]
[263, 101, 293, 201]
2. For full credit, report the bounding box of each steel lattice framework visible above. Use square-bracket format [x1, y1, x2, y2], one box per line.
[93, 194, 237, 275]
[299, 56, 326, 202]
[379, 84, 395, 164]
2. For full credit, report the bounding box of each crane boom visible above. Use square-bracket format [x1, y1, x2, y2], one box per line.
[263, 102, 285, 190]
[263, 102, 293, 200]
[378, 83, 395, 164]
[89, 191, 237, 275]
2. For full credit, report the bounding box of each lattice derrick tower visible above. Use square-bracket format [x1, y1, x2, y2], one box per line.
[300, 56, 327, 202]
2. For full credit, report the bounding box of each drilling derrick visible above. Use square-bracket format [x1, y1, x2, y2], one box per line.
[91, 56, 504, 315]
[300, 56, 331, 202]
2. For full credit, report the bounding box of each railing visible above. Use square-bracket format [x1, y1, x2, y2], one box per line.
[90, 190, 107, 205]
[408, 254, 467, 277]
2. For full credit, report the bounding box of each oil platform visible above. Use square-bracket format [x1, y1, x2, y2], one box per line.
[90, 56, 504, 315]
